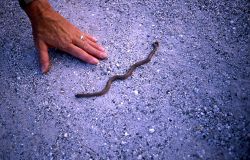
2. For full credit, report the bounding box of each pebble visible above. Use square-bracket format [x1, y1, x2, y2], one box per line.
[60, 88, 65, 93]
[121, 141, 127, 144]
[133, 90, 139, 95]
[137, 155, 143, 160]
[63, 133, 68, 138]
[124, 132, 129, 136]
[73, 71, 78, 76]
[149, 128, 155, 133]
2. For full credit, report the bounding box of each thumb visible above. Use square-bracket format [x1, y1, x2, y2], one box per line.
[37, 40, 50, 73]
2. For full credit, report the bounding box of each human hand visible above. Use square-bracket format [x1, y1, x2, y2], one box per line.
[24, 0, 107, 73]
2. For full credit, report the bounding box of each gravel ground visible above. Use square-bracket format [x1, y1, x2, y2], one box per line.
[0, 0, 249, 159]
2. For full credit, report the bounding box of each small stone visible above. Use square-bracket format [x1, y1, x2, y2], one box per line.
[64, 133, 68, 138]
[137, 155, 143, 159]
[133, 90, 139, 95]
[149, 128, 155, 133]
[213, 105, 220, 112]
[194, 88, 199, 93]
[124, 132, 129, 136]
[60, 88, 65, 93]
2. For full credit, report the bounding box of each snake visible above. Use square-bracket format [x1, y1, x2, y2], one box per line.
[75, 41, 159, 98]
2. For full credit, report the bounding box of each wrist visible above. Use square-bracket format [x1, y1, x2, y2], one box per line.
[24, 0, 53, 21]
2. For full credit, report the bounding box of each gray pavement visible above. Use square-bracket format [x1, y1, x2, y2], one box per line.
[0, 0, 249, 159]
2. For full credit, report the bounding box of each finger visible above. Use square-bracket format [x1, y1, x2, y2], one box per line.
[87, 39, 106, 52]
[77, 32, 103, 50]
[64, 44, 99, 64]
[73, 39, 107, 59]
[85, 33, 97, 42]
[37, 40, 50, 73]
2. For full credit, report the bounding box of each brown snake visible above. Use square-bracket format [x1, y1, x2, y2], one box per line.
[75, 41, 159, 98]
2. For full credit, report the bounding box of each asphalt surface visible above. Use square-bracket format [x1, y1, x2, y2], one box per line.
[0, 0, 249, 159]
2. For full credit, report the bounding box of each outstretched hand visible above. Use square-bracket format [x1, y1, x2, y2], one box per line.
[24, 0, 107, 73]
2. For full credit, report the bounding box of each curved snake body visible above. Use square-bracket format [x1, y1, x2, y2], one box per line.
[75, 41, 159, 98]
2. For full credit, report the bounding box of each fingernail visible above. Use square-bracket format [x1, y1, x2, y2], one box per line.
[99, 46, 105, 51]
[101, 52, 107, 58]
[41, 63, 50, 74]
[42, 66, 47, 73]
[91, 58, 99, 64]
[93, 37, 98, 41]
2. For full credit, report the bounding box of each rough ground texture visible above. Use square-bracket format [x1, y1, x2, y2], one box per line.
[0, 0, 249, 159]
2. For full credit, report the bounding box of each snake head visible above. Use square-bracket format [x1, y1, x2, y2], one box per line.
[153, 41, 159, 48]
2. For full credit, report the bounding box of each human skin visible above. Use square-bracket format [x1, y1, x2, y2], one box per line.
[23, 0, 107, 73]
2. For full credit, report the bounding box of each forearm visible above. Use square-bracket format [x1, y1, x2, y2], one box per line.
[20, 0, 54, 23]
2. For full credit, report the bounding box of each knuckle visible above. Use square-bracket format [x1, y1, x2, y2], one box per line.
[62, 44, 71, 51]
[82, 41, 88, 48]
